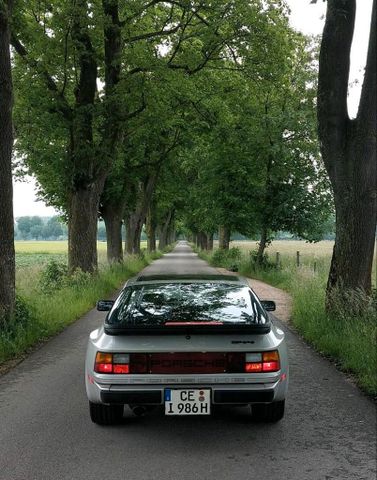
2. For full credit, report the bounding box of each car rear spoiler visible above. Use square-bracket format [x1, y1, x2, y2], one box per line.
[104, 323, 271, 336]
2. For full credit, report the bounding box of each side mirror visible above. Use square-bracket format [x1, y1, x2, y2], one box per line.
[97, 300, 115, 311]
[261, 300, 276, 312]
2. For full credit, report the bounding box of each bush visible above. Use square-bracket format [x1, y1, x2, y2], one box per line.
[39, 260, 68, 293]
[65, 268, 92, 289]
[249, 249, 277, 271]
[209, 247, 277, 274]
[0, 296, 34, 342]
[211, 247, 242, 271]
[39, 260, 94, 293]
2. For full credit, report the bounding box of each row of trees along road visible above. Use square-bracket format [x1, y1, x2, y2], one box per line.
[0, 0, 376, 324]
[16, 216, 65, 240]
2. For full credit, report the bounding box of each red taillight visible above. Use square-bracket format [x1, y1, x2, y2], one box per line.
[96, 363, 113, 373]
[113, 364, 129, 374]
[94, 352, 130, 374]
[245, 362, 262, 372]
[245, 351, 280, 373]
[262, 361, 280, 372]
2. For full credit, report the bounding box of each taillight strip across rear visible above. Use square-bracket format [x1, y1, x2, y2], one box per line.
[94, 351, 280, 374]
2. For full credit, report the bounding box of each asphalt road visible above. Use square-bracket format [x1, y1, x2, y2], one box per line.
[0, 242, 375, 480]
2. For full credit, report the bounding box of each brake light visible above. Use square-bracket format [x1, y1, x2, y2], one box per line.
[96, 363, 113, 373]
[113, 364, 130, 374]
[94, 352, 130, 374]
[245, 362, 262, 372]
[245, 351, 280, 373]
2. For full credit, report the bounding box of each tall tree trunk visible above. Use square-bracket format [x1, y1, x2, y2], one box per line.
[125, 213, 143, 255]
[146, 205, 157, 252]
[256, 227, 268, 265]
[68, 183, 102, 273]
[318, 0, 376, 297]
[197, 231, 208, 250]
[218, 226, 230, 250]
[133, 213, 144, 254]
[158, 210, 173, 250]
[0, 0, 15, 323]
[168, 226, 176, 245]
[67, 1, 99, 273]
[145, 199, 157, 252]
[203, 233, 208, 250]
[125, 172, 160, 255]
[102, 203, 124, 263]
[147, 222, 156, 253]
[125, 215, 132, 255]
[207, 233, 214, 251]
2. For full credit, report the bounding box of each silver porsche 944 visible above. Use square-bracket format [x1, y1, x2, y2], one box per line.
[85, 274, 289, 425]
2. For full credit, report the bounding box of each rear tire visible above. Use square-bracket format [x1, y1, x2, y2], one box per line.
[251, 400, 285, 423]
[89, 401, 124, 425]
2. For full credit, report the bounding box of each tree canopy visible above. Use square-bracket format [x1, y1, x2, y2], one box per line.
[2, 0, 375, 324]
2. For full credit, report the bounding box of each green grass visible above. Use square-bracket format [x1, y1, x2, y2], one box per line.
[16, 252, 67, 269]
[290, 275, 377, 396]
[199, 245, 377, 397]
[1, 249, 161, 366]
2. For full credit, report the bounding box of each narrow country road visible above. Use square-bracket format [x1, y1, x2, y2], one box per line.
[0, 242, 375, 480]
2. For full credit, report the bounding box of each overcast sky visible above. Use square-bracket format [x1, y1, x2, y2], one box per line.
[12, 0, 373, 217]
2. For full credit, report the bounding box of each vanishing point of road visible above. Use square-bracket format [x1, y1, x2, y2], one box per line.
[0, 242, 375, 480]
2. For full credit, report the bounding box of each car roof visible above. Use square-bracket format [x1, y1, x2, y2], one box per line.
[125, 273, 249, 287]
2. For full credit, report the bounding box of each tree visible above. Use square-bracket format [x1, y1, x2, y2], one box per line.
[317, 0, 376, 298]
[12, 0, 295, 271]
[250, 35, 333, 262]
[12, 0, 126, 272]
[0, 0, 15, 323]
[16, 216, 32, 240]
[42, 216, 64, 240]
[177, 25, 334, 257]
[17, 216, 43, 239]
[29, 224, 43, 240]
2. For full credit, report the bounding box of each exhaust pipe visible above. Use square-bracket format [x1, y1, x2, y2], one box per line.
[131, 405, 147, 416]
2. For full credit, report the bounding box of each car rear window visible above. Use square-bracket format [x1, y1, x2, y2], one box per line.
[105, 283, 269, 329]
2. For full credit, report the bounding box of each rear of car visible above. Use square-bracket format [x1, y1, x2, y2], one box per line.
[85, 275, 288, 424]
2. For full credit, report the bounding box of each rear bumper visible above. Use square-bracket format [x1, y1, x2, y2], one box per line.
[90, 378, 286, 405]
[86, 367, 289, 405]
[100, 388, 275, 405]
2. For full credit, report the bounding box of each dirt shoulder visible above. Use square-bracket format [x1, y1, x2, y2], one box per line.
[216, 267, 292, 323]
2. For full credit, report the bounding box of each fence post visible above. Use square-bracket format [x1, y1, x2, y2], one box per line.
[276, 251, 280, 267]
[313, 261, 317, 273]
[296, 251, 300, 267]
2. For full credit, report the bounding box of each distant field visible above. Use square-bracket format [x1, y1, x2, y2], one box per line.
[15, 241, 148, 254]
[14, 241, 148, 274]
[230, 240, 335, 259]
[228, 239, 376, 286]
[15, 241, 107, 254]
[14, 240, 149, 292]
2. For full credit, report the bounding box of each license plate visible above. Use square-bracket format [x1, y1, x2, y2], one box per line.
[165, 389, 211, 415]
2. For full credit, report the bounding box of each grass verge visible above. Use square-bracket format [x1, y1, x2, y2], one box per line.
[0, 251, 162, 367]
[198, 246, 377, 398]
